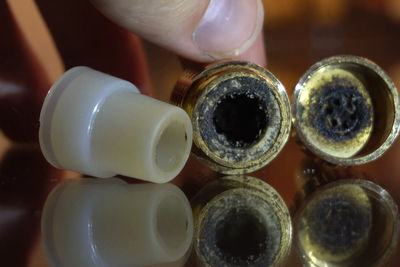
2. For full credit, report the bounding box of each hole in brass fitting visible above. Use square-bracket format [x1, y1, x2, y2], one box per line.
[171, 61, 291, 174]
[310, 78, 372, 142]
[179, 62, 291, 174]
[213, 92, 268, 148]
[199, 76, 276, 154]
[215, 208, 268, 263]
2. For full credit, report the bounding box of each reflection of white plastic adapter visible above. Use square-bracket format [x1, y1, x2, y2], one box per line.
[39, 66, 192, 183]
[42, 178, 194, 267]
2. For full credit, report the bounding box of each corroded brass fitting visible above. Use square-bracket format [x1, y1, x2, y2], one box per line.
[292, 55, 400, 165]
[171, 61, 291, 174]
[295, 179, 399, 266]
[188, 176, 292, 267]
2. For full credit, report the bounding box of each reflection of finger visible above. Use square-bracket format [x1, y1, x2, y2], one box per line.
[34, 0, 152, 94]
[90, 0, 264, 62]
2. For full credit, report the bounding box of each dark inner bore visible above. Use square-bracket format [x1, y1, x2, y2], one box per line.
[308, 195, 371, 253]
[216, 208, 268, 264]
[310, 79, 372, 142]
[213, 93, 268, 148]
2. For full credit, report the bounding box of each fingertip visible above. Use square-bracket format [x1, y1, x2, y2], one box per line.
[90, 0, 264, 63]
[192, 0, 264, 60]
[235, 32, 267, 67]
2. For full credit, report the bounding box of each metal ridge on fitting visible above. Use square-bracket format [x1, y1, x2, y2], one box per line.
[171, 61, 291, 174]
[39, 66, 192, 183]
[292, 55, 400, 165]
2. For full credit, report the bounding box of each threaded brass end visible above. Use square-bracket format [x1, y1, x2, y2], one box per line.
[172, 61, 291, 174]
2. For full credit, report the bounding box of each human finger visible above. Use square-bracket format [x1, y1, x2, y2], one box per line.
[90, 0, 264, 62]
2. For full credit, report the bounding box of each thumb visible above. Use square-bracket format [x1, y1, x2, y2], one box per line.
[90, 0, 264, 62]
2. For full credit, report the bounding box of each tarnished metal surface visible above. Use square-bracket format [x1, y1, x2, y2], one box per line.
[292, 56, 400, 165]
[295, 178, 399, 267]
[189, 176, 292, 267]
[171, 61, 291, 174]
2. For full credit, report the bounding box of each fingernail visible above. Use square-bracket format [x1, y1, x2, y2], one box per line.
[193, 0, 264, 59]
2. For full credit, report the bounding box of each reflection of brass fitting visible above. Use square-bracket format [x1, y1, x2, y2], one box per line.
[293, 157, 365, 209]
[293, 56, 400, 165]
[295, 179, 399, 266]
[171, 61, 291, 174]
[188, 176, 292, 267]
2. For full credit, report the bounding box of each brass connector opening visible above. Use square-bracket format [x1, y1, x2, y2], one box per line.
[189, 176, 292, 267]
[295, 179, 399, 266]
[293, 56, 400, 165]
[213, 92, 268, 148]
[171, 61, 291, 174]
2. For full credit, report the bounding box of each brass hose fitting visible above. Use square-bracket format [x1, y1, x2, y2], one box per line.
[171, 61, 291, 174]
[295, 179, 399, 266]
[292, 55, 400, 165]
[188, 176, 292, 267]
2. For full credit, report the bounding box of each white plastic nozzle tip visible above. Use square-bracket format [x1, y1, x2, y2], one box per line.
[39, 67, 192, 182]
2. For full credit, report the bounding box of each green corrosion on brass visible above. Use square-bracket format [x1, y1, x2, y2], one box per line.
[188, 176, 292, 267]
[295, 179, 400, 267]
[171, 61, 291, 174]
[292, 55, 400, 165]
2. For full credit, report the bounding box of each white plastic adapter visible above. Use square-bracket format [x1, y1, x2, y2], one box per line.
[42, 178, 194, 267]
[39, 66, 192, 183]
